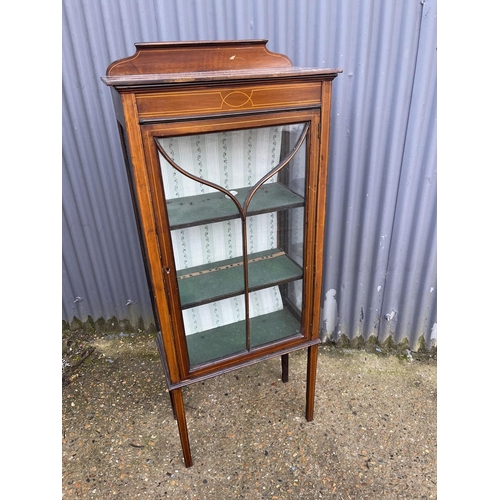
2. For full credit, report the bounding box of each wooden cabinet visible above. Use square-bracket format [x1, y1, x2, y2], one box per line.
[102, 40, 341, 467]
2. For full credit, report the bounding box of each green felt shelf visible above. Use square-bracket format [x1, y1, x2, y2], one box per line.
[186, 307, 303, 367]
[166, 182, 304, 229]
[177, 249, 303, 308]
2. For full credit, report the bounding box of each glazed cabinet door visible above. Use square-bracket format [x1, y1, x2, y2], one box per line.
[142, 112, 321, 377]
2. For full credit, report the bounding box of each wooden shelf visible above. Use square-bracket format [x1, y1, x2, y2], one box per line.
[186, 307, 302, 367]
[166, 182, 304, 230]
[177, 248, 302, 309]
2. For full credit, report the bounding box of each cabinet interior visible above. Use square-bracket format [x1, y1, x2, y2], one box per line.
[155, 123, 308, 367]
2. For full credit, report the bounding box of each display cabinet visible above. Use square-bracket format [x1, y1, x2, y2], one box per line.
[102, 40, 341, 467]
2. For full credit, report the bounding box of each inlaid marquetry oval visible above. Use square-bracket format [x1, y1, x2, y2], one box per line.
[221, 91, 254, 108]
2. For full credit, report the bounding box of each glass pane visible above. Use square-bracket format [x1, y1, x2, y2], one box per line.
[246, 123, 307, 348]
[155, 122, 308, 368]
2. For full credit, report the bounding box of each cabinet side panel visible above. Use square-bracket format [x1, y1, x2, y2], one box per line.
[116, 119, 160, 332]
[111, 88, 126, 128]
[121, 93, 182, 384]
[311, 82, 333, 339]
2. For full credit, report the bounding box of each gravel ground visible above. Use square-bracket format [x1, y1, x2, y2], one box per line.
[62, 330, 437, 499]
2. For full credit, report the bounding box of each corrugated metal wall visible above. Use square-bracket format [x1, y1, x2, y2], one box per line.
[62, 0, 437, 349]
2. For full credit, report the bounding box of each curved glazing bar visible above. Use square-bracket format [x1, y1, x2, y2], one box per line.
[242, 123, 309, 216]
[155, 137, 244, 217]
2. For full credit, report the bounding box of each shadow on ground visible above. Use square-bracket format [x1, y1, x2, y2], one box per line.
[62, 330, 436, 499]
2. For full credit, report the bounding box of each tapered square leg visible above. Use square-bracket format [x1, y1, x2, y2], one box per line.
[170, 387, 193, 467]
[305, 345, 319, 421]
[281, 353, 289, 383]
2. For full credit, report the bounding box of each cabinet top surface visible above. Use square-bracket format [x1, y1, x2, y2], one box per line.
[102, 39, 342, 87]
